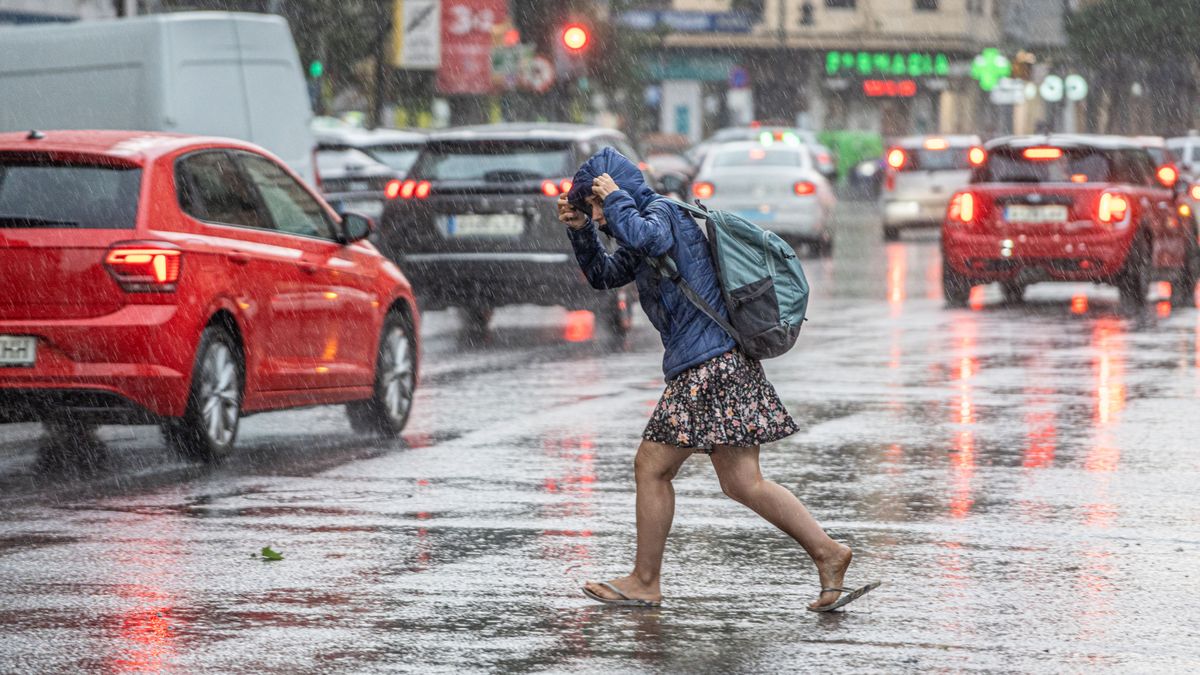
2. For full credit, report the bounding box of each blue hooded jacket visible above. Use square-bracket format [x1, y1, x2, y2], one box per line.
[565, 148, 736, 381]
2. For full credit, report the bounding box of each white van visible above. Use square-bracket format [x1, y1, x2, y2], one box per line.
[0, 12, 315, 181]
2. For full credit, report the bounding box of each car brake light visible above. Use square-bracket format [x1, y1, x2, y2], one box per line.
[414, 181, 431, 199]
[1023, 147, 1062, 160]
[385, 179, 403, 199]
[924, 138, 948, 150]
[1191, 184, 1200, 200]
[948, 192, 975, 224]
[693, 181, 715, 199]
[968, 146, 987, 167]
[541, 179, 574, 198]
[1098, 192, 1129, 224]
[884, 172, 895, 192]
[1156, 164, 1178, 187]
[399, 180, 417, 199]
[794, 181, 816, 196]
[105, 243, 182, 292]
[886, 148, 906, 170]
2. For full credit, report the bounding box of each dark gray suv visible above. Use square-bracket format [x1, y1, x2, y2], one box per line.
[377, 123, 645, 336]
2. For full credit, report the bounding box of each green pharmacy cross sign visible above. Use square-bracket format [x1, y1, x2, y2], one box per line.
[971, 48, 1010, 92]
[825, 51, 950, 79]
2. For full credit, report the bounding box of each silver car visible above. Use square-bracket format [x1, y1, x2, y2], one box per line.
[692, 141, 836, 255]
[880, 135, 982, 241]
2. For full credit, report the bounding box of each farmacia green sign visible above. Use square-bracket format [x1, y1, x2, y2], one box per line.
[825, 51, 950, 78]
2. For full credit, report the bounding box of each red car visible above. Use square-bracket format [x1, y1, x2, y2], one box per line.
[0, 130, 419, 461]
[942, 135, 1199, 308]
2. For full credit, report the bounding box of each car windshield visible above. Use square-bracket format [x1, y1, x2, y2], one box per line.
[365, 144, 423, 174]
[712, 147, 806, 169]
[412, 141, 573, 182]
[316, 147, 386, 174]
[0, 157, 140, 228]
[978, 147, 1116, 183]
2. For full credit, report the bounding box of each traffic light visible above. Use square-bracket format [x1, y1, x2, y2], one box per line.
[561, 24, 589, 53]
[308, 60, 324, 78]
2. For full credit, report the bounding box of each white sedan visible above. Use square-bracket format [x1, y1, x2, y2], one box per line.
[690, 141, 837, 255]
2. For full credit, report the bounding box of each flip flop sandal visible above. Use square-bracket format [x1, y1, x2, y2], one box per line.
[806, 581, 882, 613]
[582, 582, 662, 608]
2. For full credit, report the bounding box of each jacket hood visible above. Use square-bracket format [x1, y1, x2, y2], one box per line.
[567, 147, 660, 212]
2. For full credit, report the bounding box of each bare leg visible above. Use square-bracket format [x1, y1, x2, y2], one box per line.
[584, 440, 693, 603]
[710, 444, 853, 609]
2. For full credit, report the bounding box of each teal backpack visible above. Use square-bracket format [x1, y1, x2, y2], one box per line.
[649, 198, 809, 360]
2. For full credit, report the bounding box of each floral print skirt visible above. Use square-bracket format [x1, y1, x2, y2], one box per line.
[642, 349, 798, 453]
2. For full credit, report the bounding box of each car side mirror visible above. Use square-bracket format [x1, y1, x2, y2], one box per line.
[340, 212, 374, 244]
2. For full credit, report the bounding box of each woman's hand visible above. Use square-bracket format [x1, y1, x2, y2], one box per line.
[592, 173, 619, 200]
[557, 195, 588, 230]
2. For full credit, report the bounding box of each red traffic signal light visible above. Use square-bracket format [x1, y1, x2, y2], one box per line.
[561, 24, 589, 52]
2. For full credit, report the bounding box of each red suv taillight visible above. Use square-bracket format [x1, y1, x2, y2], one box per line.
[947, 191, 975, 225]
[104, 242, 182, 292]
[1098, 192, 1129, 225]
[385, 179, 403, 199]
[540, 179, 573, 197]
[396, 180, 431, 199]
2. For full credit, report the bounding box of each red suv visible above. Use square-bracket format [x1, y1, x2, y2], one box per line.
[0, 131, 420, 461]
[942, 135, 1199, 308]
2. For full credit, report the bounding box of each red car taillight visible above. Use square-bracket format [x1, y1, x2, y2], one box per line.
[540, 179, 573, 197]
[105, 242, 182, 292]
[884, 172, 896, 192]
[693, 181, 714, 199]
[793, 181, 816, 196]
[1098, 192, 1129, 225]
[397, 180, 431, 199]
[968, 146, 987, 167]
[385, 179, 403, 199]
[886, 148, 907, 170]
[947, 192, 975, 225]
[1191, 184, 1200, 201]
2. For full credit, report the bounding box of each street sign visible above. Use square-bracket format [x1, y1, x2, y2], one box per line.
[524, 56, 554, 93]
[989, 77, 1025, 105]
[1039, 75, 1064, 103]
[391, 0, 441, 70]
[437, 0, 505, 95]
[1065, 74, 1089, 101]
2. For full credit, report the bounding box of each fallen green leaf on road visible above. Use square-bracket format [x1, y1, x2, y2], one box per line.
[260, 546, 284, 561]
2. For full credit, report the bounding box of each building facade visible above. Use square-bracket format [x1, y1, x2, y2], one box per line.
[627, 0, 1072, 141]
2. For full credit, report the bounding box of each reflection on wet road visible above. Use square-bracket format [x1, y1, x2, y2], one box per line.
[1, 202, 1199, 672]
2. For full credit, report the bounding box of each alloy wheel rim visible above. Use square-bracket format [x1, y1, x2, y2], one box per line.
[199, 343, 238, 446]
[379, 326, 414, 420]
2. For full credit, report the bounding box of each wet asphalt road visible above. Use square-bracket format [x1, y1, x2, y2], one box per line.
[2, 201, 1200, 673]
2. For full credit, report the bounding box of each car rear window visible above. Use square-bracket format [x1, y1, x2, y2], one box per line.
[412, 141, 573, 182]
[366, 144, 423, 174]
[0, 156, 140, 229]
[712, 147, 805, 168]
[978, 147, 1150, 184]
[897, 147, 973, 171]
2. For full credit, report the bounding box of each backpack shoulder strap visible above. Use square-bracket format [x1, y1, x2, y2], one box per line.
[647, 255, 741, 343]
[662, 197, 712, 221]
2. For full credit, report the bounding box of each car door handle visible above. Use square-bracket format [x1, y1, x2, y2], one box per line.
[229, 251, 250, 265]
[300, 262, 319, 274]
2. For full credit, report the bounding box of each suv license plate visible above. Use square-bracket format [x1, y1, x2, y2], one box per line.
[439, 214, 524, 238]
[1006, 204, 1068, 223]
[0, 335, 37, 367]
